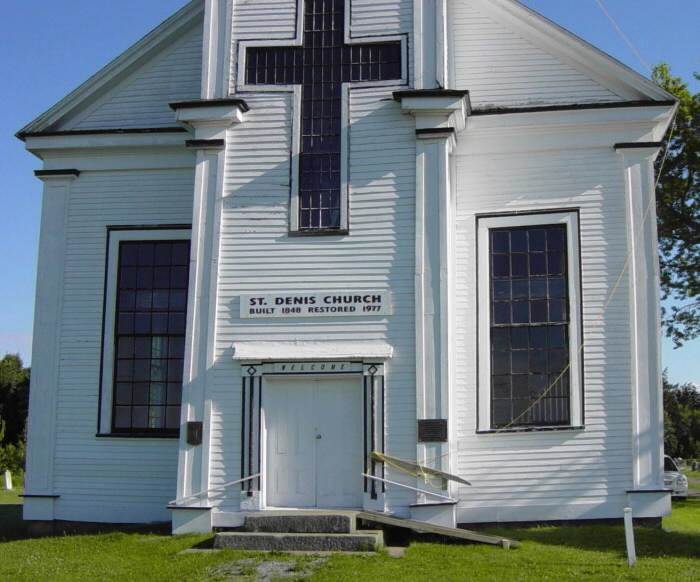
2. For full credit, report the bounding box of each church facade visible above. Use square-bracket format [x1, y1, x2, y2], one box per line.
[18, 0, 676, 533]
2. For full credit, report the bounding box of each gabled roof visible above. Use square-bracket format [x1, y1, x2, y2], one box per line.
[469, 0, 673, 103]
[17, 0, 674, 141]
[17, 0, 204, 140]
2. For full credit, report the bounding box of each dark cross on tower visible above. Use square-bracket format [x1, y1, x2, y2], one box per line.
[244, 0, 403, 231]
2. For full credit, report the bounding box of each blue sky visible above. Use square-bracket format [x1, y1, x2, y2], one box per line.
[1, 0, 698, 383]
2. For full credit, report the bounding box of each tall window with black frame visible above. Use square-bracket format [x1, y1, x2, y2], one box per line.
[489, 225, 571, 428]
[112, 240, 190, 435]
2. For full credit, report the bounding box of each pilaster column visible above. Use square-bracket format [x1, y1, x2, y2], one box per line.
[201, 0, 233, 99]
[414, 0, 448, 89]
[415, 131, 453, 482]
[394, 90, 468, 491]
[616, 142, 665, 490]
[171, 101, 246, 505]
[23, 169, 79, 520]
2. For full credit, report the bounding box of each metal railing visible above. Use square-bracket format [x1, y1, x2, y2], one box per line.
[362, 473, 456, 502]
[169, 473, 261, 508]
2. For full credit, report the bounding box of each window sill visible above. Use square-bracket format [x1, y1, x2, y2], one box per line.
[288, 229, 349, 237]
[96, 433, 180, 440]
[476, 425, 585, 435]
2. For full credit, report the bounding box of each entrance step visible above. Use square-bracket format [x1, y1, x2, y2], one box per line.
[213, 531, 383, 552]
[243, 513, 355, 534]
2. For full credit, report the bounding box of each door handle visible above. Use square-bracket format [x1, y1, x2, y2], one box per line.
[315, 434, 322, 440]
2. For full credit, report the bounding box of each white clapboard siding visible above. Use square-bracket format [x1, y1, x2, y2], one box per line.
[232, 0, 298, 39]
[449, 1, 623, 107]
[65, 23, 203, 130]
[52, 169, 195, 523]
[452, 141, 633, 520]
[212, 0, 416, 512]
[350, 0, 412, 37]
[207, 82, 417, 511]
[229, 0, 298, 90]
[230, 0, 413, 90]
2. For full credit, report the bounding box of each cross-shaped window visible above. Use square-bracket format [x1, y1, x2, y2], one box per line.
[242, 0, 404, 232]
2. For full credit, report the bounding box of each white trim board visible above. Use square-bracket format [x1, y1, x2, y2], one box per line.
[232, 341, 394, 362]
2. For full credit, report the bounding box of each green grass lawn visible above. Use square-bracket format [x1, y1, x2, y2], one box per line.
[0, 499, 697, 581]
[0, 486, 22, 505]
[687, 469, 700, 495]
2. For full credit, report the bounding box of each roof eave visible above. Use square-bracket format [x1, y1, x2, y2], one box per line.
[16, 0, 204, 141]
[472, 0, 675, 103]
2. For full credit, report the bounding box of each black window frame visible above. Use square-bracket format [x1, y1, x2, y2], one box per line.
[97, 227, 191, 439]
[488, 224, 572, 429]
[477, 211, 584, 433]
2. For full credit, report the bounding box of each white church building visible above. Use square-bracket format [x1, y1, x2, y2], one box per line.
[18, 0, 676, 534]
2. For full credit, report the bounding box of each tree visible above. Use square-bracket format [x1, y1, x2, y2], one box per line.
[0, 354, 30, 446]
[652, 64, 699, 347]
[663, 372, 700, 459]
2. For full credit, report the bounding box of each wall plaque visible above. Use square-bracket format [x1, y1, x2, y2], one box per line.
[240, 292, 392, 319]
[418, 419, 448, 443]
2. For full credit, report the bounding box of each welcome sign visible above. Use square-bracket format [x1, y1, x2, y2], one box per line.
[240, 292, 393, 319]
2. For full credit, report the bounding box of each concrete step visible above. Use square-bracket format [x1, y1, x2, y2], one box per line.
[243, 513, 355, 534]
[214, 531, 383, 552]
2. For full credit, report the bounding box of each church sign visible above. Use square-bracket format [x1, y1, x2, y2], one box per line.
[240, 292, 392, 319]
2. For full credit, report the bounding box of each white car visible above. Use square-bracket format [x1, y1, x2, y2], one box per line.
[664, 456, 689, 499]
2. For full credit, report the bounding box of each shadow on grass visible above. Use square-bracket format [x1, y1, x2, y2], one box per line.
[0, 505, 26, 541]
[483, 502, 700, 561]
[486, 525, 699, 560]
[190, 537, 216, 550]
[0, 504, 170, 543]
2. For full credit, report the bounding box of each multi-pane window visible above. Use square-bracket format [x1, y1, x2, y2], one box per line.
[111, 240, 190, 434]
[488, 225, 572, 428]
[243, 0, 403, 231]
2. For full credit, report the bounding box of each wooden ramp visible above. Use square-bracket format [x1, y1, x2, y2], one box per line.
[357, 511, 519, 549]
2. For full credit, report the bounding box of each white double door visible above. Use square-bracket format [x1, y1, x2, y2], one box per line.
[265, 376, 364, 509]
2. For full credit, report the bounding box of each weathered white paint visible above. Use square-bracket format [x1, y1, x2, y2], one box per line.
[396, 91, 467, 490]
[450, 107, 672, 523]
[65, 21, 203, 130]
[618, 145, 665, 491]
[448, 0, 622, 106]
[624, 507, 637, 566]
[201, 0, 233, 100]
[232, 341, 393, 362]
[171, 507, 213, 534]
[448, 0, 670, 104]
[20, 0, 678, 529]
[28, 167, 195, 524]
[410, 502, 457, 528]
[210, 77, 418, 515]
[22, 172, 75, 521]
[265, 376, 364, 508]
[176, 123, 233, 508]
